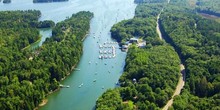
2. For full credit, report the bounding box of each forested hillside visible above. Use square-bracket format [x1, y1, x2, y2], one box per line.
[0, 11, 93, 109]
[111, 18, 158, 43]
[96, 3, 181, 109]
[97, 0, 220, 109]
[159, 0, 220, 109]
[0, 10, 41, 49]
[110, 4, 164, 45]
[97, 45, 180, 109]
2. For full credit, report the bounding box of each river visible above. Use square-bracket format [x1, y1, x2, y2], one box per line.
[0, 0, 136, 110]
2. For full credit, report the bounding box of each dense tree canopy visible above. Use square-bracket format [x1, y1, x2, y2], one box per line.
[96, 45, 180, 109]
[110, 3, 163, 46]
[135, 3, 163, 18]
[98, 0, 220, 109]
[159, 0, 220, 109]
[96, 3, 181, 109]
[111, 18, 158, 43]
[0, 11, 93, 110]
[196, 0, 220, 16]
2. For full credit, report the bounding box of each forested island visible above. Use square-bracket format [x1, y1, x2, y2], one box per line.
[0, 10, 93, 109]
[33, 0, 68, 3]
[97, 0, 220, 109]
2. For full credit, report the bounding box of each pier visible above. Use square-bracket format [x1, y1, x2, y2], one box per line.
[98, 41, 118, 59]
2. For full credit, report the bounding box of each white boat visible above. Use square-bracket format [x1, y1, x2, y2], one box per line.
[78, 85, 81, 88]
[115, 82, 119, 85]
[75, 68, 80, 71]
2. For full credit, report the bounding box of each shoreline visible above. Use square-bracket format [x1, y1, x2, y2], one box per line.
[34, 63, 79, 110]
[35, 32, 88, 109]
[34, 88, 60, 110]
[39, 99, 48, 107]
[34, 99, 48, 110]
[81, 30, 90, 41]
[21, 36, 42, 51]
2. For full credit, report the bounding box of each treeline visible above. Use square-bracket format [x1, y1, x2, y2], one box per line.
[97, 45, 180, 109]
[32, 20, 55, 28]
[135, 3, 163, 18]
[111, 4, 164, 45]
[0, 10, 54, 49]
[33, 0, 68, 3]
[0, 11, 93, 110]
[111, 18, 158, 43]
[196, 0, 220, 16]
[160, 1, 220, 109]
[96, 3, 181, 109]
[0, 10, 54, 29]
[0, 10, 41, 49]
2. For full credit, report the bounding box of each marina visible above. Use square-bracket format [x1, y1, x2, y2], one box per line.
[98, 42, 117, 59]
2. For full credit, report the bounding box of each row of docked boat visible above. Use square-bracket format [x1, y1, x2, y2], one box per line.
[103, 41, 118, 44]
[99, 45, 116, 59]
[99, 44, 113, 48]
[98, 40, 118, 59]
[99, 50, 112, 54]
[99, 55, 115, 59]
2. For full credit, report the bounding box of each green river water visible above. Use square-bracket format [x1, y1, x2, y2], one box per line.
[0, 0, 136, 109]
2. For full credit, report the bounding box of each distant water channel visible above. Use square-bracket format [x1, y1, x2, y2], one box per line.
[0, 0, 136, 109]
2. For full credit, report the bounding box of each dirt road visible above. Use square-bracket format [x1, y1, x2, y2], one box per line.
[162, 64, 185, 110]
[156, 2, 186, 108]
